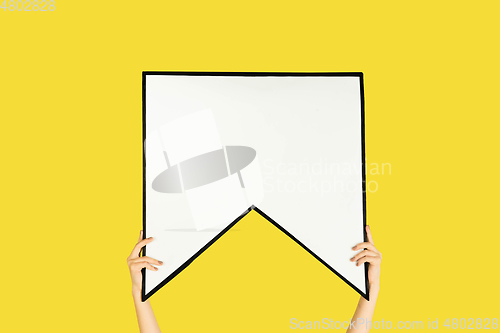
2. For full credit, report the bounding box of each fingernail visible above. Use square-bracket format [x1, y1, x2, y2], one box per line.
[350, 257, 355, 261]
[154, 267, 158, 270]
[148, 237, 153, 240]
[158, 261, 163, 265]
[352, 246, 357, 250]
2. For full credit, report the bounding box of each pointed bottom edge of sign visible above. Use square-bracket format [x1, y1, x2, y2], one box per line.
[142, 205, 369, 302]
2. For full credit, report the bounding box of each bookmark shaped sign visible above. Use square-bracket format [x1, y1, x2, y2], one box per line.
[142, 72, 368, 301]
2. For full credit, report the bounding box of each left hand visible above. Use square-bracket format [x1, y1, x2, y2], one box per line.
[351, 225, 382, 286]
[127, 230, 163, 294]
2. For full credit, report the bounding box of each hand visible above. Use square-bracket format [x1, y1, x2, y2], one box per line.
[350, 225, 382, 287]
[127, 230, 163, 293]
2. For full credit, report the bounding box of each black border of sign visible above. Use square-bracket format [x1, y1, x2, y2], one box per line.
[142, 71, 369, 302]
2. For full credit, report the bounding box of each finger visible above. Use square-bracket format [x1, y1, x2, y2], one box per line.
[352, 242, 379, 253]
[129, 256, 163, 266]
[366, 225, 374, 244]
[350, 250, 378, 262]
[137, 230, 143, 242]
[131, 261, 158, 272]
[130, 237, 154, 259]
[356, 255, 381, 266]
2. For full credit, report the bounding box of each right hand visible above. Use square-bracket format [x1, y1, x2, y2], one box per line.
[127, 230, 163, 292]
[350, 225, 382, 288]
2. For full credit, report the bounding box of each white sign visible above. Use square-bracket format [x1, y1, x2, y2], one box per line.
[143, 72, 368, 301]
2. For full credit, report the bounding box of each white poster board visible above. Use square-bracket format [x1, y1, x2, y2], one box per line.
[143, 72, 368, 301]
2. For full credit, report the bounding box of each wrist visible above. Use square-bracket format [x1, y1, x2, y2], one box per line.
[132, 286, 142, 299]
[369, 282, 380, 298]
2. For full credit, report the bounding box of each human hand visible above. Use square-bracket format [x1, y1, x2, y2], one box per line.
[350, 225, 382, 287]
[127, 230, 163, 293]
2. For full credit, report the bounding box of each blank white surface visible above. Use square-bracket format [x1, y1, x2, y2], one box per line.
[185, 174, 247, 230]
[159, 109, 222, 165]
[145, 74, 367, 296]
[144, 130, 168, 185]
[241, 155, 264, 206]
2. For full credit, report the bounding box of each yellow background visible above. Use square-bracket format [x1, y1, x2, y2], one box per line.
[1, 1, 499, 332]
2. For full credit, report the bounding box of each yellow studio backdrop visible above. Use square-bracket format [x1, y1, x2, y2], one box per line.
[1, 1, 498, 332]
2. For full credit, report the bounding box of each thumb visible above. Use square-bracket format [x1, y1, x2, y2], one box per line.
[366, 225, 374, 244]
